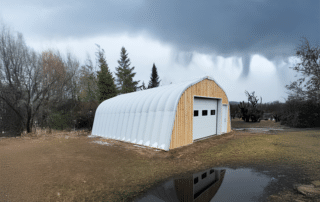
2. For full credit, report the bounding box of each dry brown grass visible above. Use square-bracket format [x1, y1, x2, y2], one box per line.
[231, 118, 289, 128]
[0, 124, 320, 201]
[20, 127, 90, 138]
[200, 130, 320, 169]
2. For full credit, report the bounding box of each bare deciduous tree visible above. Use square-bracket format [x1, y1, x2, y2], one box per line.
[0, 24, 30, 135]
[0, 23, 80, 135]
[78, 54, 98, 102]
[286, 37, 320, 103]
[39, 50, 79, 133]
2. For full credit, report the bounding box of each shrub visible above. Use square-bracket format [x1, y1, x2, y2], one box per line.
[280, 100, 320, 128]
[50, 110, 72, 130]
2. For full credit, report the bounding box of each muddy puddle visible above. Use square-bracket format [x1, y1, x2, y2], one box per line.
[132, 166, 310, 202]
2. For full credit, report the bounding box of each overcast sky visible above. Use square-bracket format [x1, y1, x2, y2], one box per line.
[1, 0, 319, 103]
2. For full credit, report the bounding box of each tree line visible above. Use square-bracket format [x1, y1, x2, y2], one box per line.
[92, 45, 161, 104]
[0, 23, 162, 136]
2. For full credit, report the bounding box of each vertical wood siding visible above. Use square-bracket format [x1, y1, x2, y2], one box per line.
[227, 105, 231, 133]
[169, 79, 230, 150]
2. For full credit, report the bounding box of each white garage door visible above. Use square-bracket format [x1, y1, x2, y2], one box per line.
[193, 97, 218, 140]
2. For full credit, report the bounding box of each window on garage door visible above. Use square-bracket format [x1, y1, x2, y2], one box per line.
[202, 110, 208, 116]
[211, 110, 215, 115]
[194, 110, 199, 116]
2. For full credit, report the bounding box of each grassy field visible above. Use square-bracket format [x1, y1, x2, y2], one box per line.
[0, 121, 320, 201]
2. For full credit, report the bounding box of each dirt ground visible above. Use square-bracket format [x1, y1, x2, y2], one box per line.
[0, 120, 320, 201]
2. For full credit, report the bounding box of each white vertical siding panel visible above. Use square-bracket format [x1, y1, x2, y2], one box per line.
[147, 85, 176, 148]
[119, 97, 129, 140]
[104, 112, 112, 138]
[136, 112, 147, 144]
[143, 111, 155, 146]
[102, 101, 112, 137]
[138, 86, 171, 146]
[126, 91, 149, 142]
[98, 105, 106, 136]
[150, 111, 163, 148]
[100, 112, 107, 137]
[130, 113, 141, 143]
[101, 99, 111, 136]
[111, 113, 120, 139]
[134, 92, 153, 145]
[105, 98, 120, 137]
[158, 111, 174, 150]
[106, 100, 117, 138]
[130, 90, 153, 143]
[98, 100, 107, 137]
[117, 112, 126, 140]
[139, 94, 156, 145]
[125, 112, 134, 142]
[113, 95, 129, 139]
[106, 99, 118, 138]
[120, 112, 129, 141]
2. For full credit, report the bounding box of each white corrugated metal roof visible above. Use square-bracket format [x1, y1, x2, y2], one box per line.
[91, 76, 227, 151]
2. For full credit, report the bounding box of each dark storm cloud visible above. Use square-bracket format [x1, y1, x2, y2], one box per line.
[133, 0, 319, 77]
[4, 0, 319, 77]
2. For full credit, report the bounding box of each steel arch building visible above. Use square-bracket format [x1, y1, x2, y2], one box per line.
[91, 76, 231, 151]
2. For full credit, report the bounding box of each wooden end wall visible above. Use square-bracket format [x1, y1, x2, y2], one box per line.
[169, 79, 231, 150]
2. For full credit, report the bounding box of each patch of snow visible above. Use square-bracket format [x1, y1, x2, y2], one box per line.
[133, 145, 147, 148]
[91, 140, 113, 146]
[87, 135, 99, 138]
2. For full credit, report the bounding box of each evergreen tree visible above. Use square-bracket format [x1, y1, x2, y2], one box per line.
[148, 63, 161, 89]
[96, 45, 117, 104]
[85, 81, 94, 102]
[140, 81, 147, 90]
[115, 47, 140, 94]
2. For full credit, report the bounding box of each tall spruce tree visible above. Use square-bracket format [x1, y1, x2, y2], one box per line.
[148, 63, 161, 89]
[96, 45, 117, 104]
[115, 47, 140, 94]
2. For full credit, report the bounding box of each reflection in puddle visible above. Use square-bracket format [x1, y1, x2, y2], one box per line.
[211, 167, 277, 201]
[133, 167, 286, 202]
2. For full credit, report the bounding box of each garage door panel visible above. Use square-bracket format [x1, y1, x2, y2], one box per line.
[193, 98, 217, 140]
